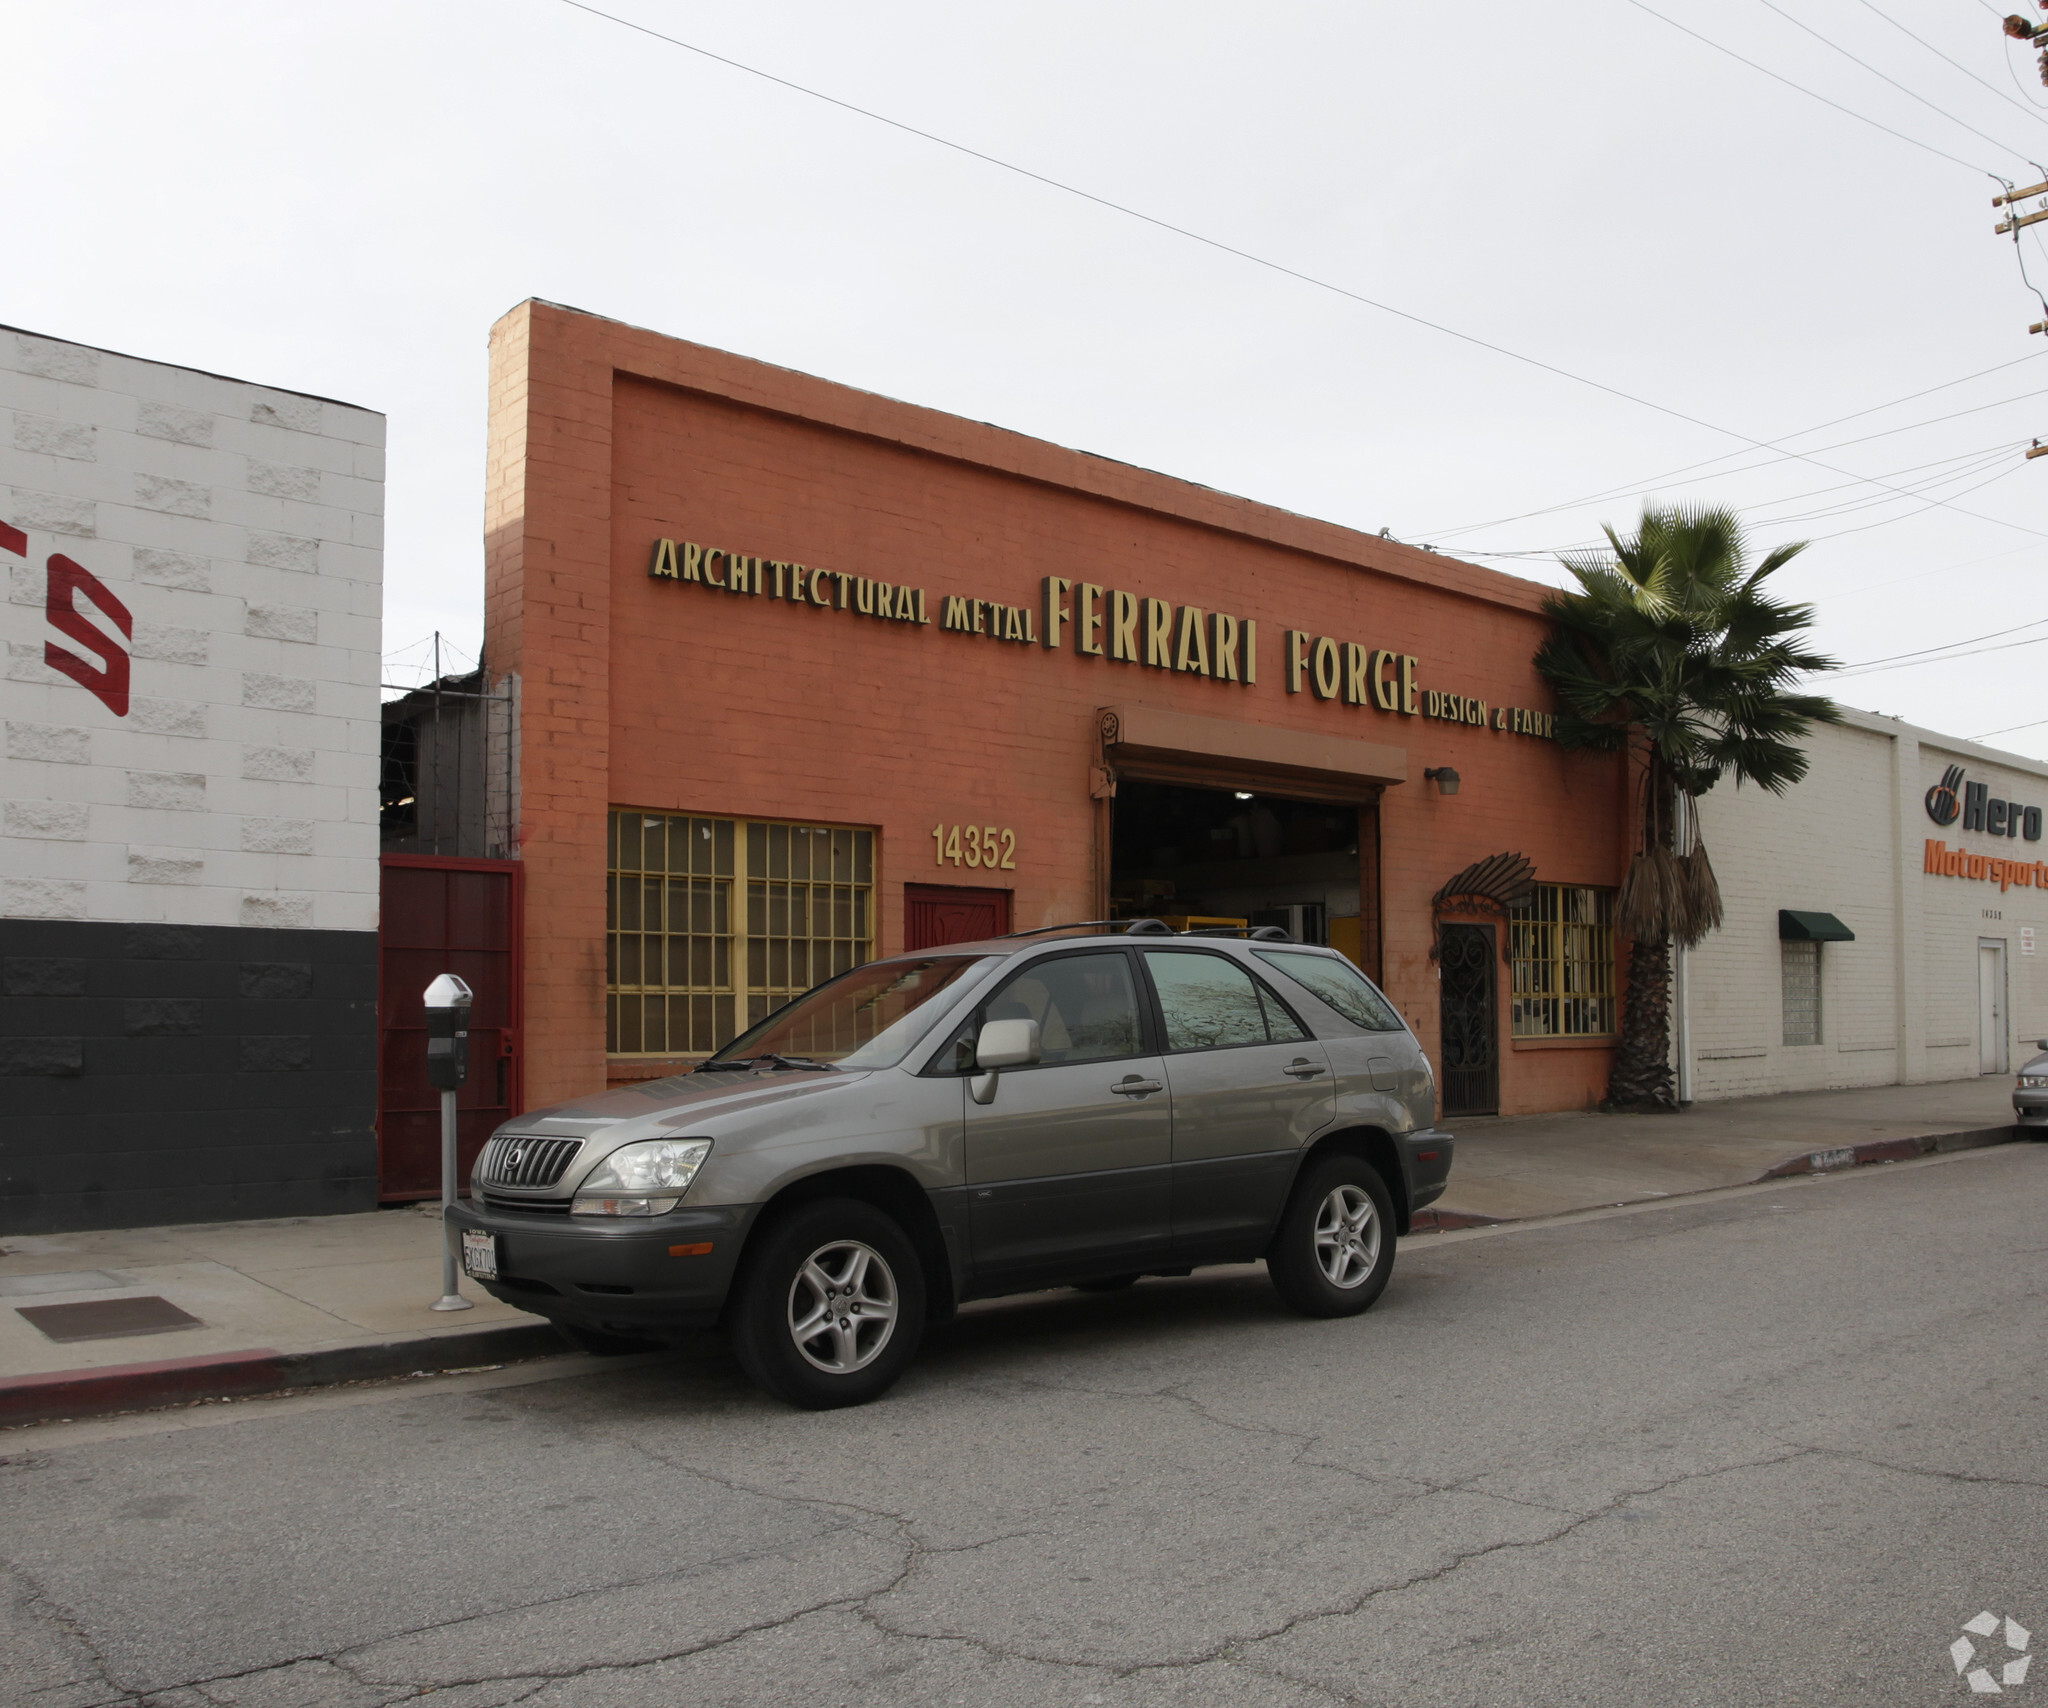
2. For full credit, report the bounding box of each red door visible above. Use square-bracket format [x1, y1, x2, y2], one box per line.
[378, 856, 524, 1200]
[905, 884, 1012, 950]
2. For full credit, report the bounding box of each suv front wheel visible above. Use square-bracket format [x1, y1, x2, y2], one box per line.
[728, 1198, 927, 1408]
[1267, 1153, 1396, 1317]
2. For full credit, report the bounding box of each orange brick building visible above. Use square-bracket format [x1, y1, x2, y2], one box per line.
[483, 301, 1628, 1120]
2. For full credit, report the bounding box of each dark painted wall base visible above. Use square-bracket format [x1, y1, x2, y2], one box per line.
[1, 918, 378, 1235]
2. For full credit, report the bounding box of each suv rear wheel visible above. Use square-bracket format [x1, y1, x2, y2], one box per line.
[728, 1198, 926, 1408]
[1267, 1153, 1396, 1317]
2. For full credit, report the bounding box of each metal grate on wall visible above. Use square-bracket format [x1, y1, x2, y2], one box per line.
[608, 810, 874, 1057]
[1509, 883, 1617, 1039]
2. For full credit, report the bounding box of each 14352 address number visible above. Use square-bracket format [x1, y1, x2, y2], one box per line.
[932, 823, 1017, 870]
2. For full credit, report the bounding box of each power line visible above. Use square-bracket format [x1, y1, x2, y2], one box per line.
[1832, 629, 2048, 678]
[1968, 716, 2048, 740]
[1750, 0, 2038, 163]
[1421, 356, 2048, 539]
[1838, 612, 2048, 670]
[1623, 0, 2001, 174]
[554, 0, 2048, 543]
[1456, 444, 2027, 563]
[1845, 0, 2048, 127]
[1810, 540, 2041, 605]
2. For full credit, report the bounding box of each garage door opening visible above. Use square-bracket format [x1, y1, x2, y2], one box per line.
[1109, 777, 1376, 970]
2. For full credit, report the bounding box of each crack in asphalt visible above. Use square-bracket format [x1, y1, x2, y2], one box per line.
[4, 1556, 147, 1708]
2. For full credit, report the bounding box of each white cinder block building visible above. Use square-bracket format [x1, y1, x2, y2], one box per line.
[1, 326, 383, 1233]
[1685, 707, 2048, 1100]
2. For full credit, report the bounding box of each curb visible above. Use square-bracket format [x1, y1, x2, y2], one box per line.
[1416, 1122, 2026, 1234]
[0, 1321, 569, 1430]
[1759, 1123, 2020, 1179]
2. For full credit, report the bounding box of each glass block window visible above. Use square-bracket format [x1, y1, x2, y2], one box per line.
[1781, 940, 1822, 1046]
[607, 810, 874, 1056]
[1509, 883, 1617, 1039]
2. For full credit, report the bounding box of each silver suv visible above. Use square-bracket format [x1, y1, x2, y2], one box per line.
[447, 922, 1452, 1408]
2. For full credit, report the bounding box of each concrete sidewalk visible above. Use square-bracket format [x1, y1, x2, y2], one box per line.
[1426, 1074, 2022, 1225]
[0, 1075, 2024, 1425]
[0, 1201, 556, 1424]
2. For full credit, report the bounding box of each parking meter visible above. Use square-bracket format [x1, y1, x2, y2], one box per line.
[424, 974, 475, 1311]
[424, 973, 472, 1091]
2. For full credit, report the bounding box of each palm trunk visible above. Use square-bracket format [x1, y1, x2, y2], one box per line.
[1606, 935, 1676, 1110]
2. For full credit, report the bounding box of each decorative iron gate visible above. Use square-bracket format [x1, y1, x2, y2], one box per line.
[1438, 923, 1500, 1117]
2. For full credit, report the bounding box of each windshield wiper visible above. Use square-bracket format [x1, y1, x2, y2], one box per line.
[697, 1054, 838, 1074]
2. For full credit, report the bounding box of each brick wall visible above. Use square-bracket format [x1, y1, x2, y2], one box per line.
[487, 302, 1629, 1116]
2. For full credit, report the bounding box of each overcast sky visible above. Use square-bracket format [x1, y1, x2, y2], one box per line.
[14, 1, 2048, 757]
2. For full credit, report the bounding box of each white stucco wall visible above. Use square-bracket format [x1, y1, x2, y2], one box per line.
[0, 328, 383, 932]
[1687, 708, 2048, 1099]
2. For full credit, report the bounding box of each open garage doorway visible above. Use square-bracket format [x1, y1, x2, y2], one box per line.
[1109, 778, 1379, 973]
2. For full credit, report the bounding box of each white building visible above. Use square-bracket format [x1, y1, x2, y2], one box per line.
[1, 326, 383, 1233]
[1686, 707, 2048, 1100]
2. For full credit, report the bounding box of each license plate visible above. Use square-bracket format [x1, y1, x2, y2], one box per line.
[461, 1229, 499, 1280]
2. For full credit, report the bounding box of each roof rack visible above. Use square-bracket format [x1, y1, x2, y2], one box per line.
[996, 919, 1295, 943]
[998, 918, 1171, 939]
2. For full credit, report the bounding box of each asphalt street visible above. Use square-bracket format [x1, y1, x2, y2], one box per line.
[5, 1141, 2045, 1708]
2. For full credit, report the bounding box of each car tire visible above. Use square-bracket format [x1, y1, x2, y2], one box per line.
[1074, 1274, 1141, 1293]
[728, 1198, 926, 1409]
[1266, 1152, 1397, 1318]
[554, 1323, 666, 1357]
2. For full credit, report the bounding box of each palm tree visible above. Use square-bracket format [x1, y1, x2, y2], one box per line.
[1534, 505, 1840, 1110]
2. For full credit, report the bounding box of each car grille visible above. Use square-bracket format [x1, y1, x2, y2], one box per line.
[478, 1190, 574, 1216]
[476, 1134, 583, 1188]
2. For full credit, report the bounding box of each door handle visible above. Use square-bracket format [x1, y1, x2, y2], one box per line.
[1282, 1059, 1324, 1078]
[1111, 1077, 1163, 1097]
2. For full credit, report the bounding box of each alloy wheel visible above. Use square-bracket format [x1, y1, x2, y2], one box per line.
[1312, 1184, 1380, 1289]
[787, 1239, 899, 1373]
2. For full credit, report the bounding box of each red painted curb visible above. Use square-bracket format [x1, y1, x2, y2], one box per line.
[0, 1348, 284, 1425]
[0, 1323, 572, 1429]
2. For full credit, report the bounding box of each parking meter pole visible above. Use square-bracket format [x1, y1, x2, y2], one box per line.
[431, 1085, 470, 1310]
[424, 973, 476, 1313]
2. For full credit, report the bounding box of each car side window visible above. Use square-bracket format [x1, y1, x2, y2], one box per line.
[982, 952, 1145, 1066]
[1253, 949, 1405, 1032]
[1144, 951, 1304, 1052]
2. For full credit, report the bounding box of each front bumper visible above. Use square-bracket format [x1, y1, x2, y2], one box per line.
[2014, 1089, 2048, 1127]
[445, 1197, 761, 1337]
[1399, 1128, 1455, 1221]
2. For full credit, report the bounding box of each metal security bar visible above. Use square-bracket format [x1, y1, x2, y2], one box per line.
[607, 810, 875, 1056]
[1509, 883, 1617, 1039]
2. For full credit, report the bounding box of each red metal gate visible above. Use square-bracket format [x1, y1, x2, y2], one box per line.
[905, 883, 1012, 950]
[378, 855, 524, 1200]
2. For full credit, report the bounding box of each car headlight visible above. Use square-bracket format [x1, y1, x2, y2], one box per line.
[571, 1138, 711, 1216]
[2019, 1075, 2048, 1090]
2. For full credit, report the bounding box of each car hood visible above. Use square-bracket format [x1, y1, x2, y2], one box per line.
[502, 1067, 870, 1139]
[2021, 1052, 2048, 1076]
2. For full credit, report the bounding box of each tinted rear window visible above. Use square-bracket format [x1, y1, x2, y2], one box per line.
[1253, 950, 1405, 1033]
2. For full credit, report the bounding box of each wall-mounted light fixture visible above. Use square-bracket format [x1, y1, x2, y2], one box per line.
[1424, 766, 1461, 797]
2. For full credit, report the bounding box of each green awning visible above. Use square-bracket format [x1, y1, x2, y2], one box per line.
[1779, 910, 1855, 942]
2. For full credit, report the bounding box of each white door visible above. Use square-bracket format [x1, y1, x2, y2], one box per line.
[1979, 940, 2008, 1075]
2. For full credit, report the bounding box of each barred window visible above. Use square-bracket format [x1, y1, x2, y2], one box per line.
[1781, 940, 1821, 1046]
[1509, 883, 1617, 1039]
[607, 810, 874, 1056]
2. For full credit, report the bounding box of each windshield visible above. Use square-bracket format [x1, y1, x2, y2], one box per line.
[705, 955, 990, 1069]
[1253, 949, 1406, 1033]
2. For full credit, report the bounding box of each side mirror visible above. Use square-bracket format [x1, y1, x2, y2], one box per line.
[970, 1018, 1041, 1105]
